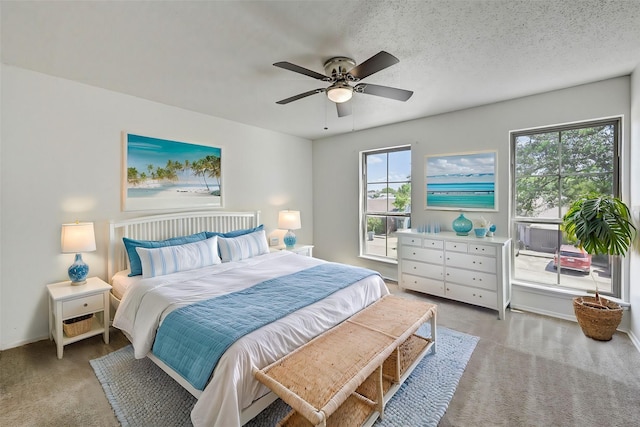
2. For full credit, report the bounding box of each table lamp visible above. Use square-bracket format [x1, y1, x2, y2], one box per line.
[61, 221, 96, 285]
[278, 210, 301, 249]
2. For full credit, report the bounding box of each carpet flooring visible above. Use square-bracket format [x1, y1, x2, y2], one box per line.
[90, 325, 478, 427]
[6, 283, 640, 427]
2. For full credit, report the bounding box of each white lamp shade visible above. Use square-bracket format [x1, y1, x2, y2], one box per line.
[278, 210, 301, 230]
[61, 222, 96, 253]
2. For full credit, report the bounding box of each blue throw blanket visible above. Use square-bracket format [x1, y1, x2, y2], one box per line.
[152, 263, 378, 390]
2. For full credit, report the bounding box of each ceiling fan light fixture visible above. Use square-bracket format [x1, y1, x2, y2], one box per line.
[326, 83, 353, 103]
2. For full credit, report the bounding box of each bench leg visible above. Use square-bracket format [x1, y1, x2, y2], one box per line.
[430, 311, 437, 354]
[376, 365, 385, 419]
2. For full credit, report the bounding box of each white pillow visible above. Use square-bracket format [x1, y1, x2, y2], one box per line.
[218, 229, 269, 262]
[136, 236, 221, 278]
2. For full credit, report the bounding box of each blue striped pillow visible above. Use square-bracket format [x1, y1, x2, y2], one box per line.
[135, 236, 221, 278]
[218, 230, 269, 262]
[123, 232, 208, 277]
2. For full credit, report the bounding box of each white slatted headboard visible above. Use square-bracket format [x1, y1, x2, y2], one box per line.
[108, 210, 260, 282]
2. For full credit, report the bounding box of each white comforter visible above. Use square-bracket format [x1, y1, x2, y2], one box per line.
[113, 251, 389, 427]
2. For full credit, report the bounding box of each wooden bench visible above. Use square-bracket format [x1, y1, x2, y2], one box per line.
[254, 295, 437, 427]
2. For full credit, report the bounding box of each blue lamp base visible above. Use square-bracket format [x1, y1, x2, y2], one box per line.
[283, 230, 297, 249]
[68, 253, 89, 285]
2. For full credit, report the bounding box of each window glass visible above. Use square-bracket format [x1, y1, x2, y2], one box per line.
[512, 120, 620, 296]
[362, 146, 411, 261]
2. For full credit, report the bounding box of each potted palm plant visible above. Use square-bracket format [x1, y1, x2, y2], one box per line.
[562, 194, 637, 341]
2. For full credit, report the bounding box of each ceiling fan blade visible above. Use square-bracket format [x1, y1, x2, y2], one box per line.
[336, 101, 352, 117]
[273, 61, 328, 80]
[348, 51, 399, 80]
[355, 83, 413, 101]
[276, 89, 324, 105]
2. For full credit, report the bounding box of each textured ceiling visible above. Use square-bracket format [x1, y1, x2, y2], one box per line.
[2, 1, 640, 140]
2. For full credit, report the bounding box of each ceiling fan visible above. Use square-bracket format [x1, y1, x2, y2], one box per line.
[273, 51, 413, 117]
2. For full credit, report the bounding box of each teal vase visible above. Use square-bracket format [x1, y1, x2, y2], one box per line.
[452, 214, 473, 236]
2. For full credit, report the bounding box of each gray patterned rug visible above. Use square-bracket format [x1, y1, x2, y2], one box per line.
[91, 324, 478, 427]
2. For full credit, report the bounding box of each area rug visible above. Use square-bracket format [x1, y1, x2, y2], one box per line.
[90, 324, 478, 427]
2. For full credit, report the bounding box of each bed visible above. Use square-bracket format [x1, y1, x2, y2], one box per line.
[108, 210, 389, 427]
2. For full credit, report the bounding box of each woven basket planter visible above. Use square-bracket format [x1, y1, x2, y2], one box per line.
[573, 296, 622, 341]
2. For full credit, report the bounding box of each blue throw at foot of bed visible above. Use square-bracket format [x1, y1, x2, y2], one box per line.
[152, 263, 379, 390]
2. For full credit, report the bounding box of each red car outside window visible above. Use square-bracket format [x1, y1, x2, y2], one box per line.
[553, 245, 592, 273]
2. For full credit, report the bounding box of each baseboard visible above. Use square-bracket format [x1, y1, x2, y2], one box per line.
[628, 328, 640, 353]
[1, 333, 50, 351]
[509, 303, 576, 322]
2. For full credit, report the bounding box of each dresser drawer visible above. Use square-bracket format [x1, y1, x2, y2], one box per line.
[422, 238, 444, 250]
[400, 246, 443, 264]
[62, 294, 104, 319]
[399, 235, 423, 247]
[445, 252, 496, 274]
[401, 274, 445, 296]
[446, 267, 497, 291]
[403, 260, 443, 280]
[469, 244, 497, 257]
[445, 241, 468, 253]
[445, 283, 497, 310]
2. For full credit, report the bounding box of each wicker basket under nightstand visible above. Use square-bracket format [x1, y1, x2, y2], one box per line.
[63, 313, 94, 337]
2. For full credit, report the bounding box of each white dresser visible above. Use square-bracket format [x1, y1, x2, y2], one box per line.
[397, 230, 511, 319]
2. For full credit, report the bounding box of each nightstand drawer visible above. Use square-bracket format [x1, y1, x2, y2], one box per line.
[62, 294, 104, 319]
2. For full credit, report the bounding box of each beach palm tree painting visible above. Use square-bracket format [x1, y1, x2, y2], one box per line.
[425, 151, 497, 211]
[122, 132, 223, 211]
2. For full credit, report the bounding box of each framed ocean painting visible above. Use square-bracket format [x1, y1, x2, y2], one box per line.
[122, 132, 224, 211]
[425, 150, 497, 211]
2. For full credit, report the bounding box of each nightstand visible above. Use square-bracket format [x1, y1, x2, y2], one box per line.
[47, 276, 112, 359]
[276, 244, 314, 257]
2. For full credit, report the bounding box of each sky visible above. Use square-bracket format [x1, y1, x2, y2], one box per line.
[367, 149, 411, 185]
[126, 133, 221, 172]
[426, 151, 495, 178]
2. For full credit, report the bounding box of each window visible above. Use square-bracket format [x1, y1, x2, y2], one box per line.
[361, 146, 411, 261]
[511, 118, 620, 296]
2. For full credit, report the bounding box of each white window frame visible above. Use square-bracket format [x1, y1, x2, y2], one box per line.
[510, 117, 622, 297]
[359, 145, 411, 263]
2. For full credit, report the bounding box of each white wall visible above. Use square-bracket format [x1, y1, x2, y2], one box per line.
[629, 66, 640, 350]
[0, 65, 313, 350]
[0, 40, 3, 349]
[313, 77, 633, 320]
